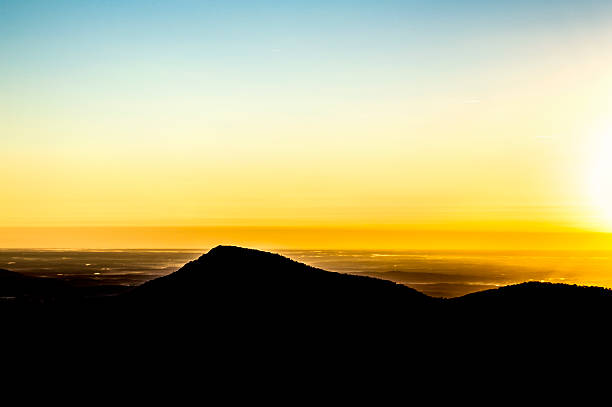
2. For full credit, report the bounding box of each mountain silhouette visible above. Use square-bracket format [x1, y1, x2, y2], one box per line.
[3, 245, 612, 342]
[3, 245, 611, 375]
[117, 245, 442, 343]
[129, 245, 433, 306]
[4, 246, 612, 317]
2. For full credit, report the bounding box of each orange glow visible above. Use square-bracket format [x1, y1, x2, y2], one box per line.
[2, 226, 612, 251]
[3, 2, 612, 250]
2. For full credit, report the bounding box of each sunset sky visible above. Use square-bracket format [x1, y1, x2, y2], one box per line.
[2, 1, 612, 248]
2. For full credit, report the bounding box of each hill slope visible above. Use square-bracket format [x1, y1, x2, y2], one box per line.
[3, 245, 612, 361]
[126, 246, 437, 324]
[4, 246, 612, 330]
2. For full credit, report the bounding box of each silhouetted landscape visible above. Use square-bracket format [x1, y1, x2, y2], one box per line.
[6, 0, 612, 383]
[4, 246, 612, 340]
[3, 245, 611, 386]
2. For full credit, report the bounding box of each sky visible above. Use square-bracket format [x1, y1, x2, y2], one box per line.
[2, 0, 612, 248]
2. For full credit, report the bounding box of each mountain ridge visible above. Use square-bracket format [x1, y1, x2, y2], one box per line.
[3, 245, 612, 307]
[3, 245, 611, 358]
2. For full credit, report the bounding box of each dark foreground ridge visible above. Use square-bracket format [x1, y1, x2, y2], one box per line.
[4, 243, 612, 383]
[3, 245, 612, 317]
[3, 245, 612, 356]
[127, 245, 434, 311]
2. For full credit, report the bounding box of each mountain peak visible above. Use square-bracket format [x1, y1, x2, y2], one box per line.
[206, 245, 267, 256]
[130, 245, 431, 313]
[192, 245, 273, 263]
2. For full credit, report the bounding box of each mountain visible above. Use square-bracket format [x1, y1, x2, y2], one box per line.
[4, 246, 612, 317]
[453, 280, 612, 308]
[447, 280, 612, 331]
[122, 245, 440, 335]
[3, 245, 612, 372]
[129, 245, 433, 306]
[4, 245, 612, 335]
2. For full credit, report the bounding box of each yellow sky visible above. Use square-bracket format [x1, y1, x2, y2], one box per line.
[3, 68, 611, 232]
[3, 2, 612, 249]
[3, 226, 612, 251]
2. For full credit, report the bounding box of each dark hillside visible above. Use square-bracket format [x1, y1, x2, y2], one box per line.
[124, 246, 439, 334]
[3, 246, 612, 343]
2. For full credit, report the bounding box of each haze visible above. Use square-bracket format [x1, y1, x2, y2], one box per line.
[2, 1, 612, 249]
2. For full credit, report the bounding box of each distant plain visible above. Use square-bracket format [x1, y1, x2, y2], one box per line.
[4, 249, 612, 297]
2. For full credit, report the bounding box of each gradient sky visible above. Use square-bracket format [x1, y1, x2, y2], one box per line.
[2, 1, 612, 247]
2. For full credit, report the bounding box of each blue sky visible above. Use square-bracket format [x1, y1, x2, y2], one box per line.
[2, 1, 612, 233]
[2, 0, 610, 86]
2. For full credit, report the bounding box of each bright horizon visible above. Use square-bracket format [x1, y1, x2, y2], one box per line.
[3, 1, 612, 249]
